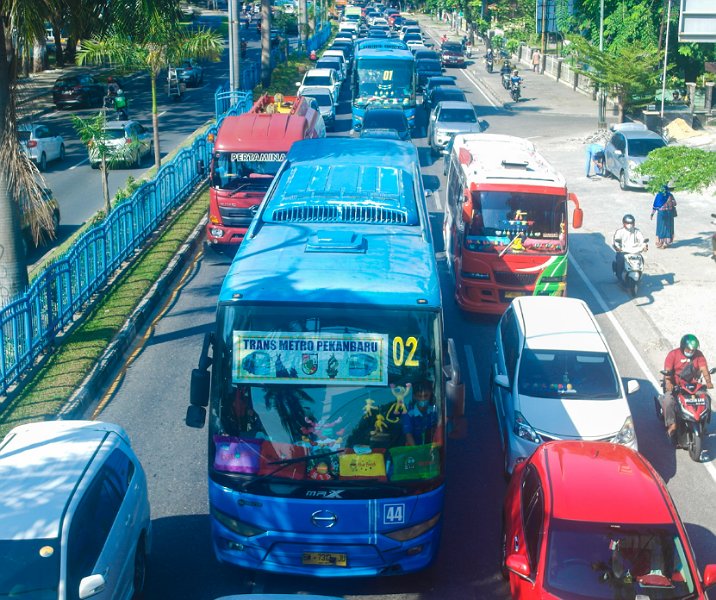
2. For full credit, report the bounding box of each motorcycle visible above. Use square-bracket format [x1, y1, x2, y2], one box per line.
[612, 238, 649, 297]
[501, 68, 511, 89]
[465, 43, 472, 58]
[510, 80, 521, 102]
[654, 368, 715, 462]
[485, 53, 494, 73]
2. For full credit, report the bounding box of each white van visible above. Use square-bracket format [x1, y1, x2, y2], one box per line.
[491, 296, 640, 476]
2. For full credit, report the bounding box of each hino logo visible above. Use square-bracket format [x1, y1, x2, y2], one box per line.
[306, 489, 345, 498]
[311, 510, 338, 528]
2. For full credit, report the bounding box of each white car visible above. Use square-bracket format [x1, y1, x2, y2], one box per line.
[321, 49, 349, 79]
[297, 68, 341, 103]
[18, 123, 65, 171]
[89, 119, 153, 169]
[491, 296, 640, 476]
[0, 420, 151, 600]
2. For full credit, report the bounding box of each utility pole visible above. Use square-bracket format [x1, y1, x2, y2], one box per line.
[597, 0, 606, 129]
[660, 0, 673, 119]
[228, 0, 241, 91]
[540, 0, 548, 55]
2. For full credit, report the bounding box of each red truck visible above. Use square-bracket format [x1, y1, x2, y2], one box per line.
[206, 94, 326, 247]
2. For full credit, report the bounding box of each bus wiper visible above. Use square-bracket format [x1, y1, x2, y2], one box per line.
[498, 232, 525, 258]
[238, 448, 346, 491]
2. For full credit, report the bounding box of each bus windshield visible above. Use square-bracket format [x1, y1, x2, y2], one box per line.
[466, 190, 567, 254]
[213, 305, 444, 490]
[356, 59, 414, 101]
[212, 151, 283, 190]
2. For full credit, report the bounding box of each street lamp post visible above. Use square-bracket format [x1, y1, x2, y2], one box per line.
[660, 0, 673, 119]
[597, 0, 606, 129]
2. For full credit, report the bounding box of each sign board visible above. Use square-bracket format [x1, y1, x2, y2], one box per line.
[536, 0, 574, 35]
[679, 0, 716, 43]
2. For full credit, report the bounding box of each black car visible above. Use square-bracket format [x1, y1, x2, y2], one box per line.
[360, 107, 411, 141]
[422, 76, 457, 109]
[414, 49, 441, 62]
[441, 41, 466, 67]
[52, 73, 105, 109]
[367, 28, 388, 38]
[426, 85, 467, 110]
[416, 59, 444, 92]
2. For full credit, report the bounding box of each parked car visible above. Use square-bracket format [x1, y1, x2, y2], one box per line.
[428, 100, 481, 154]
[0, 420, 151, 600]
[604, 122, 667, 190]
[51, 73, 105, 109]
[88, 119, 153, 169]
[416, 59, 444, 92]
[297, 68, 341, 103]
[502, 440, 716, 599]
[176, 59, 204, 87]
[491, 296, 640, 477]
[298, 86, 337, 130]
[441, 41, 467, 67]
[359, 107, 411, 140]
[18, 123, 65, 171]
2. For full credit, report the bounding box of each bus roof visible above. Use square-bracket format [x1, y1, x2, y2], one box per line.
[452, 133, 567, 192]
[219, 139, 440, 309]
[213, 112, 311, 153]
[355, 47, 415, 61]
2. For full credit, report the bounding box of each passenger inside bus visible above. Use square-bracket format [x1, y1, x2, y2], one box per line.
[400, 380, 439, 446]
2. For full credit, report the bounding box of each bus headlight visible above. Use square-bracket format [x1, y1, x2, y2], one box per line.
[612, 416, 635, 445]
[211, 507, 266, 537]
[209, 227, 225, 238]
[385, 513, 441, 541]
[514, 411, 541, 444]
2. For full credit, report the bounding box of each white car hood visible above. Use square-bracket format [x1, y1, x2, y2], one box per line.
[519, 393, 630, 439]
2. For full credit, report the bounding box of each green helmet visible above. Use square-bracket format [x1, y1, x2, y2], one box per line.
[680, 334, 699, 356]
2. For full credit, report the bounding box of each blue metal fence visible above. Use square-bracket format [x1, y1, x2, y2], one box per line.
[0, 24, 333, 396]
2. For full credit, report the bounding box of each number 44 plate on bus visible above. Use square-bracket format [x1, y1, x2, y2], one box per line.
[302, 552, 348, 566]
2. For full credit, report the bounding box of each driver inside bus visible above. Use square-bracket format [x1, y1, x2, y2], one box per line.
[401, 380, 439, 446]
[226, 386, 267, 439]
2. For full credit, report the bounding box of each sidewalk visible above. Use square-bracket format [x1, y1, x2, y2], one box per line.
[421, 13, 716, 372]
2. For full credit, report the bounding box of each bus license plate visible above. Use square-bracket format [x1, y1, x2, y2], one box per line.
[302, 552, 348, 567]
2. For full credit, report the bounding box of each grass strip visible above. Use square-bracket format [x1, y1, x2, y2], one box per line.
[0, 189, 208, 437]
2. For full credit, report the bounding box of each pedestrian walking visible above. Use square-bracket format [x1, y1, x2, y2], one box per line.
[532, 49, 541, 72]
[651, 184, 677, 248]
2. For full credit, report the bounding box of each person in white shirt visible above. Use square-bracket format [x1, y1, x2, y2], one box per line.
[612, 214, 647, 279]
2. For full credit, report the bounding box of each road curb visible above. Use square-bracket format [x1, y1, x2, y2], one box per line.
[59, 213, 208, 420]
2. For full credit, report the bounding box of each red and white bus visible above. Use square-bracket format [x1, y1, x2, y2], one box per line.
[443, 134, 583, 315]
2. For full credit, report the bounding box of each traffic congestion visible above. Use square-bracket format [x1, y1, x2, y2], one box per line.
[1, 2, 715, 600]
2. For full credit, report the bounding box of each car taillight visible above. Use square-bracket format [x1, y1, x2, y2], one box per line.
[27, 140, 37, 148]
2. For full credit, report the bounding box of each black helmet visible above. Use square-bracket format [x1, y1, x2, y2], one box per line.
[680, 334, 699, 357]
[622, 214, 635, 225]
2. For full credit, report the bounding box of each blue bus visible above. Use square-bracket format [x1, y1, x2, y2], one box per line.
[352, 45, 417, 131]
[187, 138, 464, 577]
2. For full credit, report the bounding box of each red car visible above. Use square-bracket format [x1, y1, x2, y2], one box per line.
[502, 441, 716, 599]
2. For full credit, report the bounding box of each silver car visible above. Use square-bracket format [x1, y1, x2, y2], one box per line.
[603, 123, 666, 190]
[0, 420, 151, 600]
[428, 100, 482, 155]
[18, 123, 65, 171]
[298, 86, 337, 130]
[89, 119, 153, 169]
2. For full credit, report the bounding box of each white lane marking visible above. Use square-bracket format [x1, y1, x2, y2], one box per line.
[570, 254, 716, 482]
[461, 68, 499, 109]
[433, 189, 444, 211]
[70, 157, 89, 170]
[464, 344, 483, 403]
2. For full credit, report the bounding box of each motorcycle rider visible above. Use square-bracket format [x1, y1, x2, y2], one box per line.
[612, 214, 646, 280]
[500, 59, 512, 88]
[662, 334, 714, 438]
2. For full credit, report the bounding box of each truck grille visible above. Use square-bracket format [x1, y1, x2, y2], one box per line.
[493, 271, 538, 286]
[219, 206, 258, 228]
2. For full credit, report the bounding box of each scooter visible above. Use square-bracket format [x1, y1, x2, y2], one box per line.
[612, 239, 649, 297]
[485, 53, 494, 73]
[510, 80, 521, 102]
[654, 368, 715, 462]
[501, 68, 511, 89]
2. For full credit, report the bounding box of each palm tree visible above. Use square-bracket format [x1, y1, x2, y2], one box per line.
[76, 10, 222, 169]
[0, 1, 58, 303]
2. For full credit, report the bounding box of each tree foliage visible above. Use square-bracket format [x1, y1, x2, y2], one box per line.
[637, 146, 716, 194]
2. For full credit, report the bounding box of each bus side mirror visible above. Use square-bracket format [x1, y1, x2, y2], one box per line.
[186, 405, 207, 428]
[461, 195, 473, 224]
[190, 368, 210, 407]
[572, 207, 583, 229]
[444, 338, 466, 439]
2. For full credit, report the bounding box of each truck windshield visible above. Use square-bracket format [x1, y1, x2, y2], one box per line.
[212, 305, 444, 490]
[357, 59, 413, 101]
[212, 151, 283, 189]
[466, 191, 567, 254]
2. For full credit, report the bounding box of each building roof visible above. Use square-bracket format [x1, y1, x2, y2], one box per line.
[542, 442, 673, 524]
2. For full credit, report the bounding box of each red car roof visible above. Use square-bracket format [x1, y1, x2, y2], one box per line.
[543, 441, 674, 524]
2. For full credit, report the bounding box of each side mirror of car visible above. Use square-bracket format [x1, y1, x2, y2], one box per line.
[702, 564, 716, 589]
[505, 554, 531, 580]
[494, 374, 510, 389]
[626, 380, 640, 395]
[79, 574, 106, 599]
[295, 81, 301, 87]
